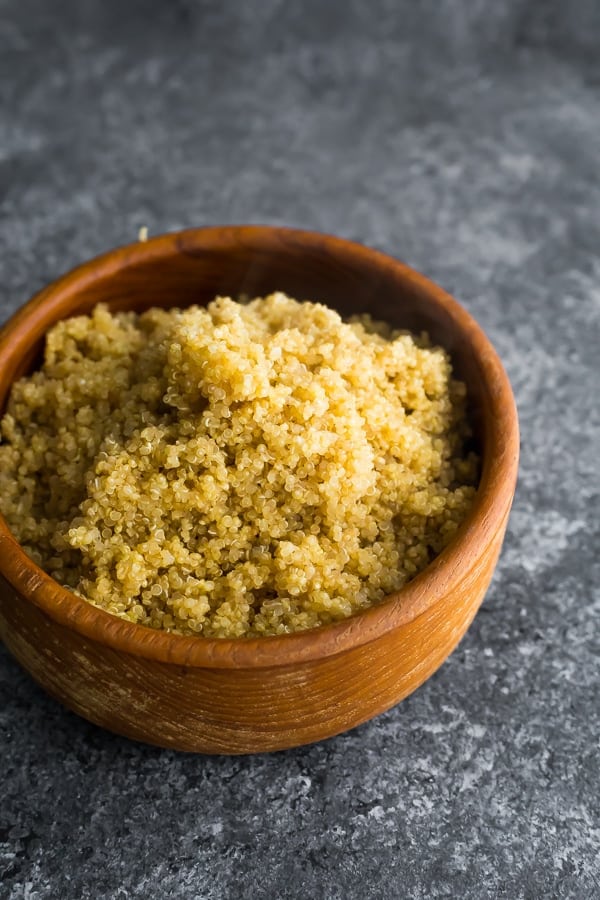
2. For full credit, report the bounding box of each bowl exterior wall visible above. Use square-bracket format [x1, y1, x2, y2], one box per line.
[0, 516, 507, 753]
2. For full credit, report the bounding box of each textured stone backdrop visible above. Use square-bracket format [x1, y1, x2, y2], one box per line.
[1, 1, 599, 898]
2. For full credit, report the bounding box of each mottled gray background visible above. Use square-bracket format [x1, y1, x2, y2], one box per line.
[1, 1, 599, 898]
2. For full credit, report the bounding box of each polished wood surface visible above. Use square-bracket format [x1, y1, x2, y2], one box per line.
[0, 226, 519, 753]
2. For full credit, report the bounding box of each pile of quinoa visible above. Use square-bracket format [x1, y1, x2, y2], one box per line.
[0, 293, 478, 637]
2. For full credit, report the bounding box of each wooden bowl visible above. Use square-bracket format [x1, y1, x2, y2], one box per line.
[0, 226, 519, 754]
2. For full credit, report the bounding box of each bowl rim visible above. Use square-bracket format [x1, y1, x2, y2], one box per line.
[0, 225, 519, 669]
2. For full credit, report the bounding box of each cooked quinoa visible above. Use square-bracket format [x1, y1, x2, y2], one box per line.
[0, 293, 478, 637]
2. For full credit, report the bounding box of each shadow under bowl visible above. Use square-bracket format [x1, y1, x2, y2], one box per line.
[0, 225, 519, 753]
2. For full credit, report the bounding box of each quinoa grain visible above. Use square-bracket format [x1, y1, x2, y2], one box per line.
[0, 293, 478, 637]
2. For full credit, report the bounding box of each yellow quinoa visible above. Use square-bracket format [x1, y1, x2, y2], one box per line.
[0, 293, 478, 637]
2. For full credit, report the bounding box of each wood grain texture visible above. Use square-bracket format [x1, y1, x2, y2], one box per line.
[0, 226, 519, 753]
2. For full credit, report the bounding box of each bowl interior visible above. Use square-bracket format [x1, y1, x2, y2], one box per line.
[0, 227, 518, 667]
[3, 228, 487, 452]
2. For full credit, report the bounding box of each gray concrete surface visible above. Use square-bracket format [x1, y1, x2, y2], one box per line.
[1, 1, 599, 897]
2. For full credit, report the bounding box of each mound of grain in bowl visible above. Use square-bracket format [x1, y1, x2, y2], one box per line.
[0, 293, 478, 637]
